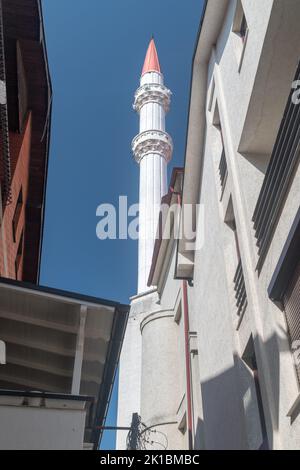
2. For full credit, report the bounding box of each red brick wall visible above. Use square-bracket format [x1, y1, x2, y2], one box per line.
[0, 112, 32, 280]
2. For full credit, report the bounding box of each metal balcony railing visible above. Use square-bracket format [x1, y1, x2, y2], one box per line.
[253, 61, 300, 272]
[234, 259, 248, 317]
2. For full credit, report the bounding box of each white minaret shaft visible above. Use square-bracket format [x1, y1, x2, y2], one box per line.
[132, 39, 173, 294]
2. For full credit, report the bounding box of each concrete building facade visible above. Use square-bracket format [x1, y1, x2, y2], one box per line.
[117, 0, 300, 450]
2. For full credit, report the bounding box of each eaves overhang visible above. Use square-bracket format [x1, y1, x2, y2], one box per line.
[2, 0, 53, 283]
[176, 0, 229, 279]
[148, 168, 183, 289]
[0, 277, 129, 449]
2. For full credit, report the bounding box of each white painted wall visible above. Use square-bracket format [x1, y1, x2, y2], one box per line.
[116, 308, 143, 449]
[0, 403, 86, 450]
[116, 291, 160, 450]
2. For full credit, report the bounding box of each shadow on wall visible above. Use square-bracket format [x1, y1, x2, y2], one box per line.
[200, 362, 248, 450]
[198, 328, 295, 450]
[194, 417, 205, 450]
[239, 152, 269, 175]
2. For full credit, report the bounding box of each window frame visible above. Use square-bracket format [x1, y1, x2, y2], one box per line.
[15, 229, 24, 280]
[232, 1, 249, 72]
[12, 187, 23, 243]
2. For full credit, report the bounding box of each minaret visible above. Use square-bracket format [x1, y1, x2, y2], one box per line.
[132, 38, 173, 293]
[117, 39, 173, 450]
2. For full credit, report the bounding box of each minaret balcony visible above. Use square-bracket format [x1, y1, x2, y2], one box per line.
[132, 130, 173, 164]
[133, 83, 171, 113]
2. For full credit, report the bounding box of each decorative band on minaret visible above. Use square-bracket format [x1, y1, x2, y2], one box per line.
[132, 38, 173, 294]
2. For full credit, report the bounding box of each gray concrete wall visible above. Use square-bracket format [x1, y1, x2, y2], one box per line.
[189, 0, 300, 450]
[192, 132, 248, 449]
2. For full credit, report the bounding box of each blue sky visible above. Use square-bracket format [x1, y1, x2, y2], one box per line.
[41, 0, 204, 450]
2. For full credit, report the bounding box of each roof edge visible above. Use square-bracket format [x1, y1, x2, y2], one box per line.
[147, 168, 184, 288]
[0, 276, 130, 311]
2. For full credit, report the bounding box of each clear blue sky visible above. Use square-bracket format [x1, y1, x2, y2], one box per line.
[41, 0, 204, 450]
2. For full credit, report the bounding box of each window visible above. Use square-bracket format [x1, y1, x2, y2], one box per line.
[268, 207, 300, 388]
[174, 301, 182, 324]
[15, 230, 24, 280]
[253, 62, 300, 273]
[233, 1, 248, 39]
[212, 99, 221, 128]
[12, 187, 23, 243]
[218, 147, 228, 196]
[207, 78, 215, 112]
[16, 41, 28, 132]
[232, 1, 249, 71]
[232, 222, 247, 319]
[239, 13, 248, 42]
[225, 197, 248, 319]
[283, 261, 300, 385]
[242, 336, 269, 450]
[213, 101, 228, 196]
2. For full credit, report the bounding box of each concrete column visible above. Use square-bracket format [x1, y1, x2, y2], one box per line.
[140, 310, 185, 450]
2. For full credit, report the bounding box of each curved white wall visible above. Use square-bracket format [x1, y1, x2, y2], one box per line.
[140, 310, 185, 450]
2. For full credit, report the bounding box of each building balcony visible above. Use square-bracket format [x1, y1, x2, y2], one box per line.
[133, 83, 171, 113]
[131, 130, 173, 164]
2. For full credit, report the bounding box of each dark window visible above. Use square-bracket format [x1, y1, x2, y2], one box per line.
[213, 102, 228, 196]
[12, 187, 23, 243]
[242, 336, 269, 450]
[232, 220, 248, 318]
[15, 230, 23, 280]
[234, 260, 247, 318]
[16, 41, 28, 132]
[219, 148, 228, 195]
[239, 14, 248, 42]
[225, 200, 248, 318]
[283, 261, 300, 385]
[232, 2, 249, 43]
[268, 208, 300, 388]
[5, 39, 28, 133]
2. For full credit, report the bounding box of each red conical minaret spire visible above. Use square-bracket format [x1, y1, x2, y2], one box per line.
[141, 38, 161, 76]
